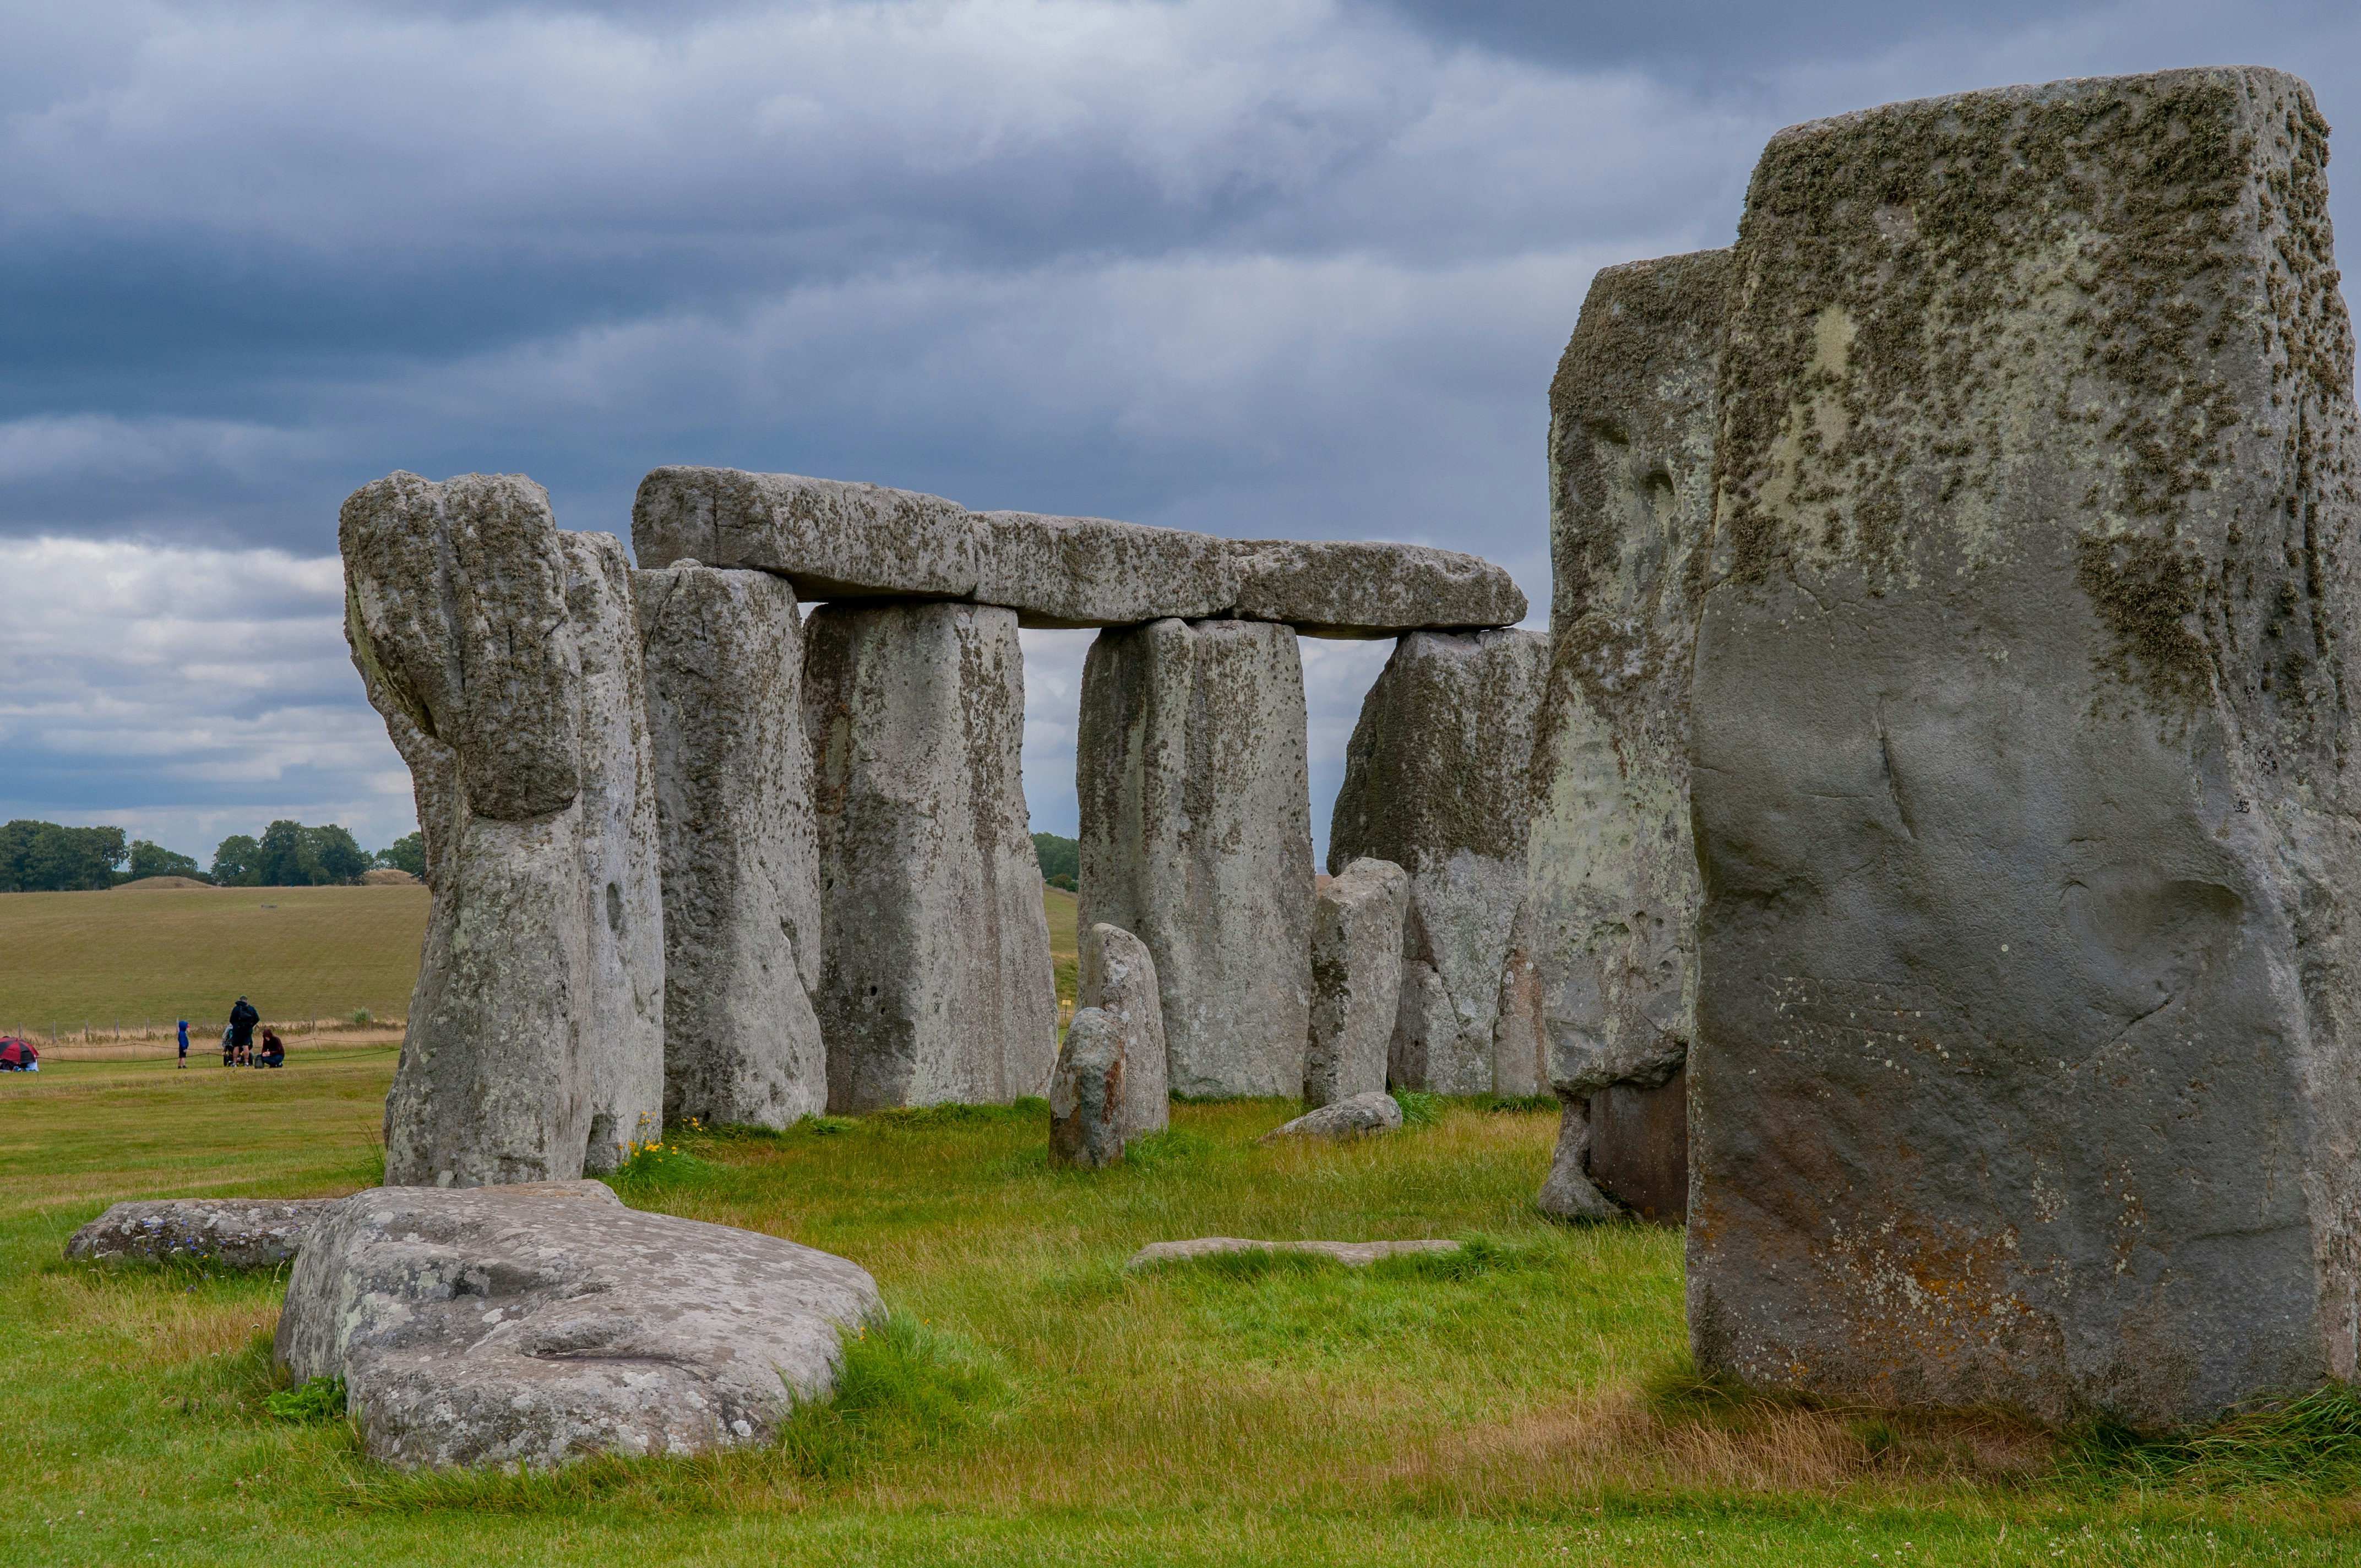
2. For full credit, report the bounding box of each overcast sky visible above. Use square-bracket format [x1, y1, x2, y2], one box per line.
[2, 0, 2355, 863]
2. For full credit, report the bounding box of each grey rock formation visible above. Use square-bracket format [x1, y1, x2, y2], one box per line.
[1329, 629, 1548, 1093]
[633, 466, 1525, 638]
[1303, 857, 1408, 1107]
[1079, 619, 1314, 1098]
[66, 1199, 329, 1269]
[1127, 1237, 1459, 1269]
[637, 564, 827, 1130]
[804, 601, 1059, 1111]
[275, 1182, 880, 1468]
[1048, 1008, 1127, 1169]
[1688, 68, 2361, 1428]
[1231, 540, 1527, 639]
[1519, 247, 1729, 1221]
[1259, 1090, 1403, 1143]
[1078, 921, 1169, 1139]
[342, 472, 665, 1187]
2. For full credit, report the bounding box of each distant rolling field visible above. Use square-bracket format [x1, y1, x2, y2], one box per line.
[2, 881, 1085, 1043]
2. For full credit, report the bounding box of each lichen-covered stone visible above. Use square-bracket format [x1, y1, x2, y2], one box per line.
[1258, 1090, 1402, 1143]
[275, 1182, 879, 1468]
[634, 466, 1525, 638]
[343, 473, 665, 1187]
[1519, 248, 1728, 1221]
[66, 1199, 329, 1269]
[1079, 619, 1314, 1098]
[1689, 68, 2361, 1428]
[637, 564, 827, 1130]
[1329, 629, 1548, 1093]
[1078, 922, 1169, 1139]
[804, 602, 1059, 1111]
[1228, 540, 1527, 638]
[1304, 858, 1408, 1107]
[1048, 1008, 1127, 1168]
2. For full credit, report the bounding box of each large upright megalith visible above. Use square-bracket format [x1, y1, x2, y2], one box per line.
[1519, 247, 1729, 1219]
[342, 472, 665, 1185]
[803, 601, 1059, 1111]
[1329, 629, 1547, 1094]
[637, 564, 828, 1129]
[1688, 68, 2361, 1427]
[1079, 619, 1314, 1098]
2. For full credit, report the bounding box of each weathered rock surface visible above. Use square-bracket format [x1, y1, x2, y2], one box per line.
[1688, 68, 2361, 1428]
[1590, 1067, 1689, 1225]
[275, 1182, 880, 1468]
[633, 466, 1525, 638]
[1078, 922, 1169, 1139]
[1127, 1237, 1458, 1269]
[1303, 858, 1408, 1107]
[1329, 629, 1548, 1093]
[804, 601, 1059, 1111]
[342, 473, 665, 1186]
[637, 564, 828, 1130]
[1259, 1090, 1402, 1143]
[1519, 247, 1728, 1222]
[1079, 619, 1314, 1098]
[66, 1199, 329, 1269]
[1048, 1008, 1127, 1168]
[1231, 540, 1527, 639]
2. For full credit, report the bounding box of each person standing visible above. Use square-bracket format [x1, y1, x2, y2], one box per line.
[177, 1020, 188, 1069]
[228, 996, 259, 1066]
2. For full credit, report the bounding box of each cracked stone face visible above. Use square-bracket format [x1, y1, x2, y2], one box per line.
[1687, 67, 2361, 1428]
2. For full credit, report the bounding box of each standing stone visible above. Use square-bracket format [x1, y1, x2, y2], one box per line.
[637, 564, 828, 1130]
[1048, 1008, 1128, 1168]
[1329, 629, 1548, 1094]
[804, 602, 1058, 1111]
[1303, 858, 1409, 1107]
[1079, 619, 1314, 1099]
[342, 472, 665, 1187]
[1690, 68, 2361, 1427]
[1519, 247, 1729, 1219]
[1079, 921, 1169, 1138]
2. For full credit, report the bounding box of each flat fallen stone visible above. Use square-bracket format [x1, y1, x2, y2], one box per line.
[1126, 1237, 1459, 1269]
[275, 1182, 880, 1469]
[66, 1199, 330, 1269]
[1258, 1090, 1403, 1143]
[633, 466, 1524, 638]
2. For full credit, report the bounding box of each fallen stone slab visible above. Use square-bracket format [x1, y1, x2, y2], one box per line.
[1048, 1008, 1127, 1169]
[1258, 1090, 1403, 1143]
[276, 1182, 881, 1469]
[1078, 922, 1169, 1139]
[1689, 67, 2361, 1428]
[633, 467, 1525, 638]
[637, 563, 828, 1130]
[1126, 1237, 1459, 1270]
[66, 1199, 330, 1270]
[1519, 245, 1728, 1221]
[1303, 857, 1408, 1107]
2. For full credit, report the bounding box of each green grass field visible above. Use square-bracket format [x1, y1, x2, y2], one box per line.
[1, 1054, 2357, 1565]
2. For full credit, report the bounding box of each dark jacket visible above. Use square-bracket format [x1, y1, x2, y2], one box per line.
[229, 1001, 260, 1046]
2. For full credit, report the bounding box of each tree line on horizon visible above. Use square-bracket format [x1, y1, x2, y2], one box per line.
[0, 818, 425, 892]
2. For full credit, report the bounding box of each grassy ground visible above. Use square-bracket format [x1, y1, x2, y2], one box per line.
[1, 1054, 2355, 1565]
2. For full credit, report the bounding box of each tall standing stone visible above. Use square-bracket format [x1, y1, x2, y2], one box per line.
[1079, 619, 1314, 1098]
[637, 564, 828, 1130]
[342, 472, 664, 1186]
[1329, 629, 1547, 1094]
[1303, 857, 1410, 1107]
[804, 602, 1058, 1111]
[1518, 247, 1729, 1219]
[1079, 921, 1169, 1138]
[1689, 68, 2361, 1427]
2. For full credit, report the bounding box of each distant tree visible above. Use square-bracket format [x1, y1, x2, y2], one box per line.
[0, 820, 128, 891]
[211, 834, 263, 886]
[242, 819, 371, 886]
[374, 832, 427, 878]
[1031, 832, 1080, 884]
[127, 840, 207, 881]
[306, 823, 371, 884]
